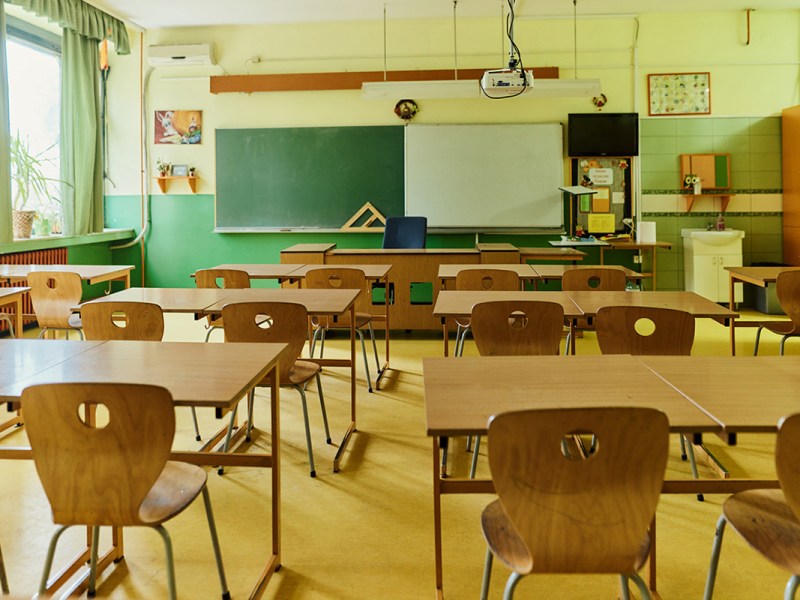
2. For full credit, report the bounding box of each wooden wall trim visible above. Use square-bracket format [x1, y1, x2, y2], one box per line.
[210, 67, 560, 94]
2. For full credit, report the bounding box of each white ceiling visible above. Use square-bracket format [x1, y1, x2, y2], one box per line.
[83, 0, 799, 30]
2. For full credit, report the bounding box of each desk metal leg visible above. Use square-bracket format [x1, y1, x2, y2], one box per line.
[375, 276, 391, 391]
[333, 306, 357, 472]
[729, 276, 737, 356]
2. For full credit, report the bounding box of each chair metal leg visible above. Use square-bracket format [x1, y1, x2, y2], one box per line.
[703, 515, 728, 600]
[469, 435, 482, 479]
[754, 326, 764, 355]
[781, 335, 789, 356]
[204, 325, 219, 343]
[218, 403, 239, 475]
[680, 433, 688, 460]
[88, 525, 100, 597]
[39, 524, 71, 595]
[367, 322, 381, 374]
[685, 436, 704, 501]
[356, 328, 373, 392]
[503, 571, 524, 600]
[316, 373, 331, 444]
[620, 575, 631, 600]
[785, 575, 800, 600]
[479, 547, 493, 600]
[191, 407, 202, 441]
[0, 539, 9, 593]
[0, 315, 15, 338]
[245, 389, 255, 442]
[294, 385, 317, 477]
[309, 326, 323, 358]
[628, 572, 652, 600]
[153, 524, 178, 600]
[201, 486, 231, 600]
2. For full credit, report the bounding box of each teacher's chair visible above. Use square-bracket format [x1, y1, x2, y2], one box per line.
[382, 216, 427, 249]
[480, 406, 668, 600]
[21, 382, 230, 600]
[704, 412, 800, 599]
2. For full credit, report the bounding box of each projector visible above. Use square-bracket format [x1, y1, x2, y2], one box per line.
[480, 69, 534, 95]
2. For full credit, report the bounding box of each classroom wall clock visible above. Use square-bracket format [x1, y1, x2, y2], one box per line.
[394, 99, 419, 120]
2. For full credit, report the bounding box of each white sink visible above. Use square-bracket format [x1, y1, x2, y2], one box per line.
[681, 228, 745, 246]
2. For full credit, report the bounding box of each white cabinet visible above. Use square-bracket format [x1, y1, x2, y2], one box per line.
[682, 229, 745, 303]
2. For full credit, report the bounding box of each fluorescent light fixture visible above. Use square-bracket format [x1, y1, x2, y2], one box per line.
[361, 78, 601, 100]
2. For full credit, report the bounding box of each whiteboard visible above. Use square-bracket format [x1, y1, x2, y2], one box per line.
[404, 123, 564, 229]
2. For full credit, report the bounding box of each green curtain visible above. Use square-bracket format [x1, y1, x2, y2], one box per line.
[2, 0, 128, 238]
[5, 0, 129, 53]
[60, 27, 102, 236]
[0, 3, 12, 243]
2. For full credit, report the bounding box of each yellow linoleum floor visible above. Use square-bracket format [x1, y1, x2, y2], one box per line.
[0, 309, 796, 599]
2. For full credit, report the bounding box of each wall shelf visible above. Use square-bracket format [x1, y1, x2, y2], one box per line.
[155, 176, 198, 194]
[682, 192, 732, 213]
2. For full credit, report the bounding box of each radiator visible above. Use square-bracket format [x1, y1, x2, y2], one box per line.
[1, 248, 68, 333]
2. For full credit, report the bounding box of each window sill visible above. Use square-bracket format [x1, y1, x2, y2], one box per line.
[0, 228, 136, 254]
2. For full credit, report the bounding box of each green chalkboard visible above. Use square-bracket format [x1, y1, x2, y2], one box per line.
[215, 126, 404, 230]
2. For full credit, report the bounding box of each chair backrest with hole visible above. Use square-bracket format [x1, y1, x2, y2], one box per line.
[776, 270, 800, 332]
[487, 406, 669, 574]
[21, 382, 175, 526]
[471, 300, 564, 356]
[595, 306, 695, 356]
[776, 413, 800, 519]
[561, 267, 627, 291]
[455, 269, 520, 292]
[27, 271, 83, 329]
[304, 267, 371, 318]
[382, 216, 427, 249]
[221, 301, 306, 383]
[194, 268, 251, 289]
[81, 301, 165, 341]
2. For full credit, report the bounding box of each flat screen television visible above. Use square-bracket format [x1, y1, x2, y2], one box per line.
[567, 113, 639, 157]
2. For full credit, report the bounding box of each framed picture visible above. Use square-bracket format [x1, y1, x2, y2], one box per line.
[648, 72, 711, 116]
[171, 164, 188, 176]
[154, 110, 202, 144]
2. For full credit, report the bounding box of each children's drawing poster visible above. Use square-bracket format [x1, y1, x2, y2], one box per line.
[154, 110, 202, 144]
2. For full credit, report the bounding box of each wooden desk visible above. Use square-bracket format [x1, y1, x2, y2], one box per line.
[208, 263, 306, 282]
[79, 286, 230, 313]
[599, 240, 673, 290]
[532, 264, 643, 288]
[566, 290, 738, 324]
[423, 354, 720, 599]
[0, 264, 134, 288]
[0, 339, 286, 599]
[517, 246, 587, 263]
[724, 266, 800, 355]
[0, 287, 28, 339]
[423, 354, 780, 599]
[432, 290, 582, 356]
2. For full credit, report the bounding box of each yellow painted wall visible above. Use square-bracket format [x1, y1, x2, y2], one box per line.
[105, 10, 800, 197]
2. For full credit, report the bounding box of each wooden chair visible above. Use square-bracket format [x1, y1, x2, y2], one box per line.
[222, 301, 330, 477]
[594, 305, 703, 498]
[561, 266, 628, 349]
[480, 407, 669, 600]
[704, 412, 800, 599]
[304, 268, 381, 393]
[458, 299, 564, 478]
[453, 269, 521, 356]
[81, 301, 202, 442]
[27, 271, 84, 340]
[753, 270, 800, 355]
[21, 382, 230, 600]
[194, 268, 251, 342]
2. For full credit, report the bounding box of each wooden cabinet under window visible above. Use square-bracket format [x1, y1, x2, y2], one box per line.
[783, 105, 800, 265]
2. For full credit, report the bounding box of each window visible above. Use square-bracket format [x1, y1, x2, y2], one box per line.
[7, 15, 62, 234]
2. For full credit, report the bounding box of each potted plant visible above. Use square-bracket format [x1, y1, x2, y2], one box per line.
[156, 158, 171, 177]
[10, 132, 62, 238]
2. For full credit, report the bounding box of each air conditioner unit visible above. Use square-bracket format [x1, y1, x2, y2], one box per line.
[148, 44, 216, 67]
